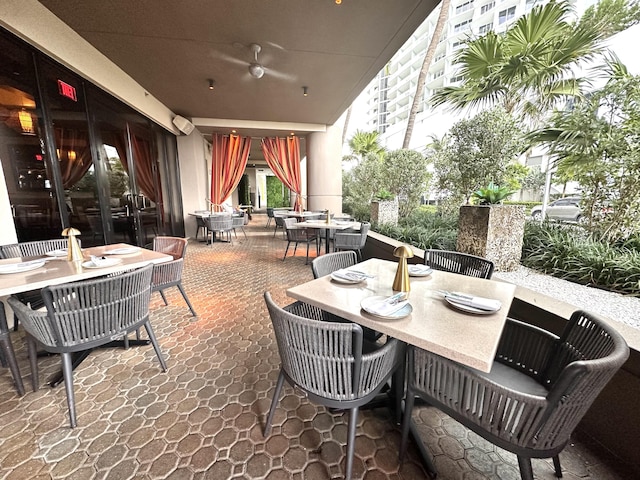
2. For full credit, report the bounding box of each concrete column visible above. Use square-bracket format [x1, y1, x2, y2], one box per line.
[177, 131, 210, 239]
[306, 123, 343, 213]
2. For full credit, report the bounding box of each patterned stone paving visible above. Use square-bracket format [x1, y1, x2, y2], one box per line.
[0, 215, 634, 479]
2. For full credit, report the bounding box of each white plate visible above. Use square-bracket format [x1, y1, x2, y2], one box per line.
[361, 296, 413, 319]
[45, 249, 67, 257]
[330, 271, 367, 284]
[104, 247, 139, 255]
[82, 258, 123, 269]
[444, 296, 499, 315]
[0, 260, 46, 274]
[408, 265, 433, 277]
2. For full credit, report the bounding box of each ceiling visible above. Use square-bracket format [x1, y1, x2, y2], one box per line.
[37, 0, 437, 161]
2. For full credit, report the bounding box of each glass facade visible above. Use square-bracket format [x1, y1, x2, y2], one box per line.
[0, 28, 184, 246]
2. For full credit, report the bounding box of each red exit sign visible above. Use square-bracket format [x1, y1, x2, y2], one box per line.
[57, 80, 77, 101]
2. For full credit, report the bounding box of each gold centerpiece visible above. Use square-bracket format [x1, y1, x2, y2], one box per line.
[392, 245, 414, 292]
[325, 209, 331, 224]
[62, 227, 83, 262]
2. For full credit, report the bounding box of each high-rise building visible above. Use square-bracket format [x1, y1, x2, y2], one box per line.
[359, 0, 555, 150]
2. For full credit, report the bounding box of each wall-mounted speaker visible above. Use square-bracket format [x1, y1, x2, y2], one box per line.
[172, 115, 195, 135]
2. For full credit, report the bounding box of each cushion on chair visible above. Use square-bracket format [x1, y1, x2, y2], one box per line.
[477, 362, 549, 397]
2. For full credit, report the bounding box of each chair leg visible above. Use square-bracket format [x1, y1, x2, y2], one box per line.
[158, 290, 169, 306]
[517, 456, 535, 480]
[26, 335, 39, 392]
[344, 406, 359, 480]
[0, 332, 25, 396]
[552, 455, 562, 478]
[305, 242, 310, 265]
[177, 284, 197, 317]
[143, 321, 167, 372]
[264, 369, 286, 436]
[283, 242, 291, 261]
[61, 352, 77, 428]
[399, 386, 416, 464]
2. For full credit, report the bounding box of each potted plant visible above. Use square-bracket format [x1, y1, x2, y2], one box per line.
[457, 183, 525, 272]
[370, 190, 398, 226]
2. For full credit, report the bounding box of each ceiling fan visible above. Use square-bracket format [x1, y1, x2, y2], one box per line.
[213, 42, 297, 82]
[248, 43, 265, 79]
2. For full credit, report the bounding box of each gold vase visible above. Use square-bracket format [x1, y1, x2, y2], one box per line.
[392, 245, 414, 292]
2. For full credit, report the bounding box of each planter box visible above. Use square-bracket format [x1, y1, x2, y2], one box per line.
[370, 200, 398, 226]
[456, 204, 525, 272]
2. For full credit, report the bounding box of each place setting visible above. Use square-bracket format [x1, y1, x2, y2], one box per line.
[0, 259, 48, 274]
[82, 255, 123, 269]
[102, 246, 140, 255]
[408, 264, 433, 277]
[437, 290, 502, 315]
[360, 292, 413, 320]
[330, 269, 374, 284]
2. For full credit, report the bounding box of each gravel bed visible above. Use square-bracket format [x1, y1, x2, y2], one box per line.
[494, 266, 640, 330]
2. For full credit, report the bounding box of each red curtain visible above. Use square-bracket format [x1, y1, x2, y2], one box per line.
[130, 134, 160, 205]
[54, 127, 93, 189]
[261, 136, 302, 210]
[210, 133, 251, 211]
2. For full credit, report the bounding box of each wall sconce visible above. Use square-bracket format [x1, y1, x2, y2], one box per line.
[18, 109, 35, 135]
[208, 79, 215, 90]
[68, 150, 77, 161]
[302, 86, 308, 97]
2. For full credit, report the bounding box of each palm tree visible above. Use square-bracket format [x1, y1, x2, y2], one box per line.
[348, 130, 385, 163]
[431, 0, 639, 124]
[402, 0, 451, 148]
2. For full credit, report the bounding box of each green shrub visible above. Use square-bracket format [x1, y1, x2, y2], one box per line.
[372, 209, 458, 251]
[522, 222, 640, 295]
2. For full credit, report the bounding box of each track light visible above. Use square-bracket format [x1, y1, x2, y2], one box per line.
[302, 86, 308, 96]
[208, 79, 215, 90]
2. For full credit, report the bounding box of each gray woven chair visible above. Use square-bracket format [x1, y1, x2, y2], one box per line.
[232, 213, 247, 239]
[205, 215, 234, 244]
[311, 251, 358, 278]
[423, 249, 494, 279]
[334, 222, 370, 260]
[263, 292, 402, 480]
[283, 217, 319, 265]
[266, 207, 275, 228]
[151, 236, 196, 316]
[399, 310, 629, 480]
[311, 251, 383, 344]
[195, 216, 207, 240]
[8, 264, 167, 428]
[0, 239, 80, 331]
[273, 214, 287, 238]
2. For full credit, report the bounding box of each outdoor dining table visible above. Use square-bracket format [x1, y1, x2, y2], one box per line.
[287, 257, 517, 475]
[0, 243, 172, 392]
[295, 220, 360, 254]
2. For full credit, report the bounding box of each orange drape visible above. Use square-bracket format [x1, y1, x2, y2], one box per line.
[54, 128, 93, 189]
[261, 136, 302, 210]
[210, 134, 251, 211]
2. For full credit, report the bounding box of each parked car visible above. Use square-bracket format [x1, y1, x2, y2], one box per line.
[530, 197, 583, 222]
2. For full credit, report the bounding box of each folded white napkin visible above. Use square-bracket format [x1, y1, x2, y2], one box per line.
[409, 265, 432, 274]
[90, 255, 111, 267]
[367, 298, 410, 316]
[446, 293, 501, 311]
[332, 269, 366, 282]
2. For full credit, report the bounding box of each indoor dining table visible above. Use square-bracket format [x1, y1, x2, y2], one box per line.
[0, 243, 172, 393]
[287, 257, 517, 476]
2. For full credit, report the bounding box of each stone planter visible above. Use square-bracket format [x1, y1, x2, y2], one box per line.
[456, 204, 526, 272]
[370, 200, 398, 226]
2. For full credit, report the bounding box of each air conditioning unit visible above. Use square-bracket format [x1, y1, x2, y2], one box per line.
[172, 115, 195, 135]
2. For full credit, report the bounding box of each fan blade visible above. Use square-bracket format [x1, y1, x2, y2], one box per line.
[265, 68, 297, 82]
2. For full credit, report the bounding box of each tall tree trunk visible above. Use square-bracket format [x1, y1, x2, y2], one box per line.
[402, 0, 451, 149]
[342, 105, 353, 145]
